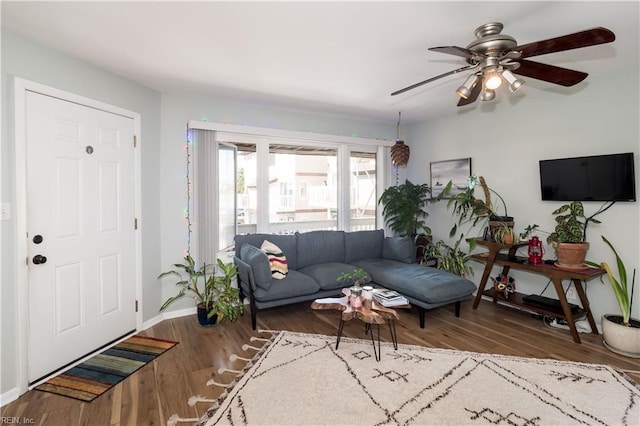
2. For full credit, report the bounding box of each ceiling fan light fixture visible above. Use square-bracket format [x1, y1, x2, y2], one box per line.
[502, 69, 525, 93]
[456, 74, 479, 99]
[484, 70, 502, 90]
[480, 88, 495, 101]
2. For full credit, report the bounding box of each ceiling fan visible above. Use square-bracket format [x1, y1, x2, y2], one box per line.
[391, 22, 615, 106]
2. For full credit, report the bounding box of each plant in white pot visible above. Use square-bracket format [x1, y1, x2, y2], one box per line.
[598, 235, 639, 358]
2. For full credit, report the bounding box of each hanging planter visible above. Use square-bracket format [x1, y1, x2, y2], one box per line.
[391, 140, 410, 167]
[391, 111, 410, 168]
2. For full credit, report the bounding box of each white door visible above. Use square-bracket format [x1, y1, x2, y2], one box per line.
[26, 91, 137, 383]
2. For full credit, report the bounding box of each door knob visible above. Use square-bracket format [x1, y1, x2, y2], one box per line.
[32, 255, 47, 265]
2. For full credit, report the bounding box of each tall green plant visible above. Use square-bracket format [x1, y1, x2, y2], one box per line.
[379, 180, 431, 237]
[158, 256, 243, 323]
[422, 235, 473, 278]
[600, 235, 633, 325]
[158, 255, 207, 311]
[209, 259, 244, 323]
[437, 176, 509, 239]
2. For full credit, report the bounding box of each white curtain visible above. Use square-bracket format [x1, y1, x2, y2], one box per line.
[190, 128, 217, 266]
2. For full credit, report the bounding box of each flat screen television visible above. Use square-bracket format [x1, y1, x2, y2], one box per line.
[539, 153, 636, 202]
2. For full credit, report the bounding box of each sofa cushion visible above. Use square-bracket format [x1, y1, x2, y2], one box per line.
[299, 262, 372, 290]
[252, 270, 321, 301]
[296, 230, 346, 269]
[382, 236, 415, 264]
[240, 243, 273, 291]
[344, 230, 384, 263]
[235, 233, 298, 269]
[351, 258, 476, 304]
[261, 240, 288, 280]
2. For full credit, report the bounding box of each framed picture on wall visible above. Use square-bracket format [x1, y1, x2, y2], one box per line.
[430, 158, 472, 198]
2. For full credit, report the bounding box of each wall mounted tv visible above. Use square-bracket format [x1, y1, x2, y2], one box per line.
[539, 152, 636, 202]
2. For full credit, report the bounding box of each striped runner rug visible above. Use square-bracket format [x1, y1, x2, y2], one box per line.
[35, 335, 178, 402]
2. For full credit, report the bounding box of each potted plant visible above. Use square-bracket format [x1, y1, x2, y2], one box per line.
[379, 179, 432, 258]
[337, 268, 369, 305]
[493, 223, 516, 244]
[598, 235, 639, 358]
[518, 224, 540, 242]
[546, 201, 609, 269]
[438, 176, 513, 242]
[209, 259, 244, 323]
[158, 255, 243, 326]
[421, 235, 473, 278]
[337, 268, 369, 289]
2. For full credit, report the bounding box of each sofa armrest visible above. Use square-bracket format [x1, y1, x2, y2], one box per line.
[239, 243, 273, 290]
[234, 255, 257, 294]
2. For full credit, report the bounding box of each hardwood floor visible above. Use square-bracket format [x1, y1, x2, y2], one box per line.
[3, 300, 639, 425]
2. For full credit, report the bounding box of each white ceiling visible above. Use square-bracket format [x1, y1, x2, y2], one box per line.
[2, 1, 637, 123]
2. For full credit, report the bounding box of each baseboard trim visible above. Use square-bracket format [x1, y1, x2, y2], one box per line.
[0, 387, 20, 408]
[163, 307, 197, 321]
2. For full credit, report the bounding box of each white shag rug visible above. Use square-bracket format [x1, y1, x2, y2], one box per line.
[199, 331, 639, 426]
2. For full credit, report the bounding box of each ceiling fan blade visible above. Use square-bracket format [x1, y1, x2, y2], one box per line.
[513, 27, 615, 58]
[457, 75, 483, 106]
[513, 59, 588, 86]
[391, 64, 478, 96]
[429, 46, 480, 60]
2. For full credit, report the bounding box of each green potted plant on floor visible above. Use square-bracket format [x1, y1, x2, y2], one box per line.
[421, 235, 473, 278]
[598, 235, 639, 358]
[209, 259, 244, 323]
[379, 179, 432, 259]
[158, 255, 243, 326]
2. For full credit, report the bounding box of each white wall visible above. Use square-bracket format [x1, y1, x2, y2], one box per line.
[158, 92, 396, 310]
[406, 44, 640, 324]
[1, 29, 162, 396]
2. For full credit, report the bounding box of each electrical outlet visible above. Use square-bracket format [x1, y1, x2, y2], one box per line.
[1, 203, 10, 221]
[566, 287, 577, 302]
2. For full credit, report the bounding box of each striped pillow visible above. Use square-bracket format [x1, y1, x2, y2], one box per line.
[261, 240, 288, 280]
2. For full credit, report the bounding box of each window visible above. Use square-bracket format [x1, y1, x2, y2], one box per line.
[350, 151, 376, 231]
[188, 121, 392, 262]
[236, 143, 257, 227]
[269, 146, 338, 232]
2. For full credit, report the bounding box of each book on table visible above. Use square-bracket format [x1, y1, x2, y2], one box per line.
[373, 290, 408, 307]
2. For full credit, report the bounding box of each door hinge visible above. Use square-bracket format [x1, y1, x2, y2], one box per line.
[135, 300, 139, 312]
[134, 218, 138, 230]
[133, 135, 137, 148]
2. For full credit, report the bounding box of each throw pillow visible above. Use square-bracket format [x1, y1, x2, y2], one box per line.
[261, 240, 288, 280]
[382, 236, 415, 264]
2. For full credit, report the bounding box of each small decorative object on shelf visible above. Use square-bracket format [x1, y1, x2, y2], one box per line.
[528, 236, 544, 264]
[491, 274, 516, 299]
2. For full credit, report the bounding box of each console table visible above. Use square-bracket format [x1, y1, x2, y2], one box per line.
[469, 239, 605, 344]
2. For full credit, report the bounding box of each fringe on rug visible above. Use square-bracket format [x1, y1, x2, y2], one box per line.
[166, 329, 279, 426]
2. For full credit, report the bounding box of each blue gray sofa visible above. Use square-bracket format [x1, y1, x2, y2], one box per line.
[234, 229, 477, 330]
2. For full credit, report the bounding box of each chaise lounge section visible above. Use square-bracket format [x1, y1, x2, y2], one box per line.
[234, 229, 477, 330]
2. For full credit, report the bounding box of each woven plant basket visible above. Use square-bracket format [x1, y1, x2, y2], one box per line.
[391, 140, 410, 167]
